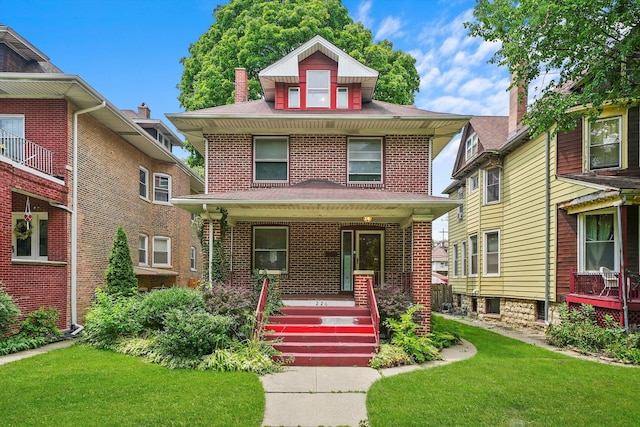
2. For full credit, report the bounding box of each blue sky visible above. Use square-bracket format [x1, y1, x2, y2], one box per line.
[1, 0, 510, 238]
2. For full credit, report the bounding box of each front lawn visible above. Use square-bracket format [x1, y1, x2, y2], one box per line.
[367, 317, 640, 427]
[0, 345, 264, 427]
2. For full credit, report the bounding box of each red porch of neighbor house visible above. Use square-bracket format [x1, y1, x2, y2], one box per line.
[566, 268, 640, 328]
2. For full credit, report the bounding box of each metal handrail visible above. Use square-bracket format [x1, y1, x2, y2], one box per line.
[1, 128, 54, 175]
[366, 276, 380, 346]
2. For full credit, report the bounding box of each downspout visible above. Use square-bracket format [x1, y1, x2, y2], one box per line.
[615, 197, 628, 332]
[71, 101, 106, 330]
[544, 131, 550, 324]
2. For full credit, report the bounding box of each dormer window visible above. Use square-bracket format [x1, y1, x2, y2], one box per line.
[307, 70, 330, 108]
[465, 133, 478, 161]
[288, 87, 300, 108]
[337, 87, 348, 109]
[157, 133, 170, 150]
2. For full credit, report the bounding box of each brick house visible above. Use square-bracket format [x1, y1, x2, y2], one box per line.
[0, 26, 203, 330]
[168, 35, 468, 334]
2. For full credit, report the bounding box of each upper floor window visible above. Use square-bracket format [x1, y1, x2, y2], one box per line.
[288, 87, 300, 108]
[456, 188, 464, 221]
[139, 167, 149, 200]
[1, 115, 25, 162]
[469, 234, 478, 276]
[468, 174, 478, 193]
[138, 234, 148, 265]
[254, 137, 289, 182]
[253, 226, 288, 273]
[452, 242, 459, 278]
[588, 116, 621, 170]
[484, 167, 500, 204]
[152, 236, 171, 267]
[153, 173, 171, 204]
[307, 70, 330, 108]
[12, 212, 47, 261]
[348, 137, 383, 183]
[465, 133, 478, 161]
[337, 87, 348, 109]
[461, 241, 467, 278]
[157, 133, 171, 150]
[483, 230, 500, 276]
[579, 211, 616, 271]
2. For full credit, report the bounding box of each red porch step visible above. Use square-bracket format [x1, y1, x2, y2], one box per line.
[265, 305, 378, 367]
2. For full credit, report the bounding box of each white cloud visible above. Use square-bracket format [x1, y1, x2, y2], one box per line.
[375, 16, 403, 40]
[355, 0, 373, 28]
[439, 37, 459, 56]
[458, 77, 497, 97]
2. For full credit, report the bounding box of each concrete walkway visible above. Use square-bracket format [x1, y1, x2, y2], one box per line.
[260, 339, 477, 427]
[0, 339, 76, 366]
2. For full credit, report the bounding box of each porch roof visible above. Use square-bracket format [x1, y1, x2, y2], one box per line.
[558, 174, 640, 213]
[171, 179, 461, 227]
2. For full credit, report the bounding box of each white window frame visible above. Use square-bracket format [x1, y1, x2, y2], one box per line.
[288, 87, 300, 108]
[461, 241, 467, 278]
[138, 234, 148, 266]
[11, 212, 48, 261]
[452, 242, 459, 278]
[587, 116, 622, 171]
[484, 167, 501, 205]
[253, 136, 289, 183]
[139, 167, 149, 201]
[465, 133, 478, 161]
[253, 226, 289, 273]
[483, 229, 500, 276]
[468, 174, 478, 193]
[337, 87, 348, 109]
[456, 188, 464, 221]
[469, 234, 478, 277]
[0, 114, 26, 162]
[306, 70, 330, 108]
[153, 173, 172, 205]
[157, 133, 170, 150]
[190, 246, 197, 271]
[348, 137, 383, 184]
[152, 236, 171, 267]
[578, 209, 618, 272]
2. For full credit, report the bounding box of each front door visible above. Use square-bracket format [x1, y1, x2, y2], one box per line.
[341, 230, 384, 291]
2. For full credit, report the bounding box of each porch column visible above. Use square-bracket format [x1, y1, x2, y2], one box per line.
[412, 218, 432, 335]
[354, 270, 374, 308]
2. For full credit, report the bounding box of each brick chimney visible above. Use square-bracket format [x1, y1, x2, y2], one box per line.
[138, 102, 151, 119]
[235, 68, 248, 103]
[508, 76, 527, 133]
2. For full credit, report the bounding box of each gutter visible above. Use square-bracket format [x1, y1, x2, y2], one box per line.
[71, 101, 106, 329]
[544, 131, 550, 324]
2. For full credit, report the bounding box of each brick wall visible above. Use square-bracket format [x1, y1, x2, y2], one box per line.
[412, 220, 432, 334]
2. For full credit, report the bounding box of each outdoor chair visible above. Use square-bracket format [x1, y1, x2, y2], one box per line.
[599, 266, 618, 296]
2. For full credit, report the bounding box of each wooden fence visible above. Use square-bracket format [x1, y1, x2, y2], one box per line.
[431, 283, 453, 312]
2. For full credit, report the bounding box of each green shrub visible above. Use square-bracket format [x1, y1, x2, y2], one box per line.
[375, 286, 412, 337]
[0, 335, 47, 356]
[157, 309, 232, 358]
[386, 305, 440, 363]
[104, 226, 138, 298]
[136, 287, 205, 330]
[82, 290, 142, 349]
[201, 282, 255, 339]
[0, 286, 21, 337]
[252, 270, 282, 318]
[19, 307, 62, 340]
[431, 315, 462, 348]
[199, 340, 282, 374]
[369, 343, 413, 369]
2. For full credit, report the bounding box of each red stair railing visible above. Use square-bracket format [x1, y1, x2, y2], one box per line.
[254, 277, 269, 339]
[366, 276, 380, 346]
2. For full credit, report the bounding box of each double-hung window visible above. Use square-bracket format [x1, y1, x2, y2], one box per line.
[484, 167, 500, 204]
[483, 230, 500, 276]
[307, 70, 330, 108]
[468, 174, 478, 193]
[12, 212, 48, 261]
[469, 235, 478, 276]
[452, 243, 459, 277]
[139, 234, 148, 265]
[1, 115, 25, 163]
[337, 87, 348, 109]
[153, 173, 171, 204]
[288, 87, 300, 108]
[253, 226, 288, 272]
[465, 133, 478, 160]
[461, 241, 467, 278]
[254, 137, 288, 182]
[580, 212, 616, 271]
[348, 137, 383, 183]
[139, 167, 149, 200]
[152, 236, 171, 267]
[190, 246, 197, 271]
[588, 116, 621, 170]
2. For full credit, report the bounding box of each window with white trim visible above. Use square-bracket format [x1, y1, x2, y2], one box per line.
[253, 226, 288, 272]
[138, 234, 148, 265]
[152, 236, 171, 267]
[288, 87, 300, 108]
[461, 241, 467, 278]
[452, 242, 459, 277]
[12, 212, 48, 261]
[465, 133, 478, 160]
[157, 133, 171, 150]
[337, 87, 348, 109]
[456, 188, 464, 221]
[190, 246, 197, 271]
[307, 70, 330, 107]
[153, 173, 171, 204]
[588, 116, 621, 170]
[483, 230, 500, 276]
[484, 167, 500, 204]
[579, 211, 616, 271]
[469, 234, 478, 276]
[468, 174, 478, 193]
[254, 137, 289, 182]
[139, 167, 149, 200]
[0, 115, 25, 162]
[348, 137, 383, 183]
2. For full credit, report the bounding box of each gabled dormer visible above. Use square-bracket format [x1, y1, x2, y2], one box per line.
[258, 35, 378, 111]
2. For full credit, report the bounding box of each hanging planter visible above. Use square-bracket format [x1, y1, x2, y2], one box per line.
[13, 220, 32, 240]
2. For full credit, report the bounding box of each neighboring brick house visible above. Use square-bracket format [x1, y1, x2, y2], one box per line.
[0, 26, 203, 330]
[446, 79, 640, 330]
[168, 35, 469, 333]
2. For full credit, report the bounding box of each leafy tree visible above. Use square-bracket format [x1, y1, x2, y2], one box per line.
[104, 226, 138, 298]
[466, 0, 640, 136]
[179, 0, 420, 166]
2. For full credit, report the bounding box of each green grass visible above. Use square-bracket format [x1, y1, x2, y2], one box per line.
[0, 345, 264, 426]
[367, 317, 640, 427]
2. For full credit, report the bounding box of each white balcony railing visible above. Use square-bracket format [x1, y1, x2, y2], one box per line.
[1, 128, 54, 176]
